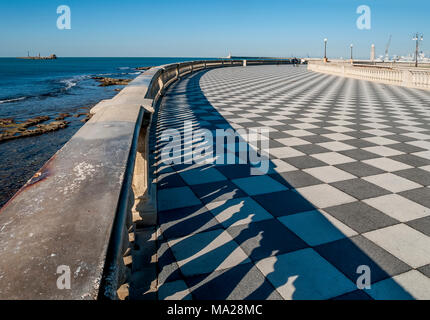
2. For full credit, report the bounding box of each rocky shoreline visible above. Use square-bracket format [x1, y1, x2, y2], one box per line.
[92, 76, 132, 87]
[0, 109, 92, 142]
[0, 72, 147, 142]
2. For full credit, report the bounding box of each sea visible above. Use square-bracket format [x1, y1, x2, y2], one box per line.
[0, 57, 211, 208]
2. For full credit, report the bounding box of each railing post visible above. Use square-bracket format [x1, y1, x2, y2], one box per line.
[175, 64, 180, 80]
[402, 69, 413, 88]
[158, 70, 164, 97]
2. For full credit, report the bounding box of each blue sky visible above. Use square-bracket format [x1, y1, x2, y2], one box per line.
[0, 0, 428, 58]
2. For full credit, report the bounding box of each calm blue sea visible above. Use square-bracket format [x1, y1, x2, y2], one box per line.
[0, 57, 211, 208]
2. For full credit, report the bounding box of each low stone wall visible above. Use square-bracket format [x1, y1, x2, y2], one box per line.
[0, 58, 293, 300]
[308, 61, 430, 91]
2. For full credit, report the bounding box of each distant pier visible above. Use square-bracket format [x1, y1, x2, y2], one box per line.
[17, 54, 57, 60]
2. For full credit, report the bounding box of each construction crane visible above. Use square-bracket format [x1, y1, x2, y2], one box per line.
[384, 35, 392, 62]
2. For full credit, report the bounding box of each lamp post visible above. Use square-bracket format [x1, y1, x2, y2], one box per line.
[350, 44, 353, 63]
[324, 38, 328, 62]
[412, 33, 423, 67]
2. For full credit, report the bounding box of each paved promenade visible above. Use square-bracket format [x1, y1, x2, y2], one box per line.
[150, 65, 430, 300]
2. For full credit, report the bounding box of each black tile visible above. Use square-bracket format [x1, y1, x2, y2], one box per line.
[217, 164, 254, 179]
[158, 205, 222, 239]
[270, 171, 323, 188]
[157, 172, 187, 190]
[343, 131, 374, 139]
[399, 187, 430, 208]
[227, 219, 308, 261]
[382, 127, 410, 135]
[388, 143, 427, 154]
[283, 156, 327, 169]
[315, 236, 411, 284]
[385, 134, 416, 143]
[339, 149, 380, 161]
[301, 135, 332, 144]
[268, 139, 286, 149]
[190, 180, 247, 204]
[335, 161, 384, 177]
[253, 190, 315, 217]
[324, 202, 399, 233]
[332, 290, 373, 300]
[293, 144, 331, 155]
[389, 154, 430, 167]
[394, 168, 430, 186]
[185, 263, 282, 300]
[307, 127, 333, 135]
[418, 264, 430, 278]
[406, 216, 430, 237]
[269, 131, 291, 140]
[331, 179, 390, 200]
[342, 139, 376, 148]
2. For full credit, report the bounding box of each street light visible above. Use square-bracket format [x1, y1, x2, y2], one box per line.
[324, 38, 328, 62]
[350, 44, 353, 62]
[412, 33, 424, 67]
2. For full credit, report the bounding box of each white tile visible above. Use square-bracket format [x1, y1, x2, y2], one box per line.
[363, 136, 398, 145]
[421, 165, 430, 172]
[260, 120, 284, 126]
[269, 147, 305, 159]
[362, 129, 392, 136]
[256, 248, 356, 300]
[322, 133, 353, 141]
[267, 159, 298, 174]
[403, 132, 430, 140]
[206, 197, 273, 227]
[362, 122, 390, 129]
[364, 194, 430, 222]
[364, 224, 430, 268]
[311, 152, 355, 165]
[407, 140, 430, 150]
[291, 123, 318, 130]
[317, 141, 356, 152]
[328, 120, 355, 126]
[158, 280, 192, 300]
[362, 146, 404, 157]
[283, 129, 314, 137]
[413, 151, 430, 160]
[168, 229, 250, 276]
[325, 126, 354, 133]
[279, 210, 358, 246]
[229, 117, 253, 124]
[363, 158, 412, 172]
[304, 166, 356, 183]
[296, 184, 356, 209]
[276, 137, 311, 147]
[368, 270, 430, 300]
[363, 173, 421, 192]
[400, 125, 427, 132]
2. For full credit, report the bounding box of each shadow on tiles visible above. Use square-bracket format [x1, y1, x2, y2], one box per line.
[151, 68, 415, 300]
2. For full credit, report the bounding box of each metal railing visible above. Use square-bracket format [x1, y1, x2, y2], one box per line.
[0, 58, 296, 300]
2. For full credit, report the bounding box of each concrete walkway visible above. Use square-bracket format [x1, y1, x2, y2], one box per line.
[150, 65, 430, 300]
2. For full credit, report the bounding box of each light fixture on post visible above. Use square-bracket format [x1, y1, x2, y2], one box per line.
[350, 44, 354, 64]
[412, 33, 424, 67]
[323, 38, 328, 63]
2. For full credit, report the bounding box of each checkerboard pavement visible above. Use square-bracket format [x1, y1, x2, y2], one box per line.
[149, 65, 430, 300]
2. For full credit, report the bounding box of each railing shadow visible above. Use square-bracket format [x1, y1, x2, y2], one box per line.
[151, 67, 415, 300]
